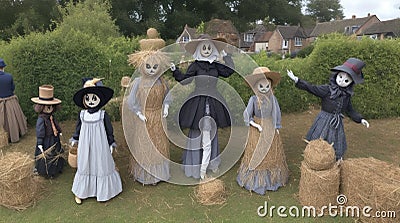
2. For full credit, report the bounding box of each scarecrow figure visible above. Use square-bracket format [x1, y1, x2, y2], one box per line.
[70, 78, 122, 204]
[0, 58, 27, 142]
[31, 85, 65, 178]
[237, 67, 289, 195]
[127, 28, 171, 185]
[170, 34, 235, 179]
[287, 58, 370, 160]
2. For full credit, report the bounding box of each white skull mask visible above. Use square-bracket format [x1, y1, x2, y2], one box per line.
[256, 79, 271, 94]
[43, 105, 54, 114]
[144, 62, 160, 76]
[336, 72, 353, 87]
[84, 93, 100, 108]
[200, 42, 214, 58]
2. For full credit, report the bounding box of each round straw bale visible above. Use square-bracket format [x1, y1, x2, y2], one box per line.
[68, 145, 77, 168]
[299, 161, 340, 210]
[0, 152, 44, 210]
[194, 177, 227, 205]
[303, 139, 335, 171]
[139, 39, 166, 51]
[147, 28, 159, 39]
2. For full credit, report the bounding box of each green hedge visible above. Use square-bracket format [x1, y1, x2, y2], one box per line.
[0, 30, 137, 124]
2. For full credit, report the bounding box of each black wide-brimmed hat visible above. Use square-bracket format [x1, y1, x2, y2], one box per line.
[73, 77, 114, 109]
[331, 58, 365, 84]
[184, 34, 227, 55]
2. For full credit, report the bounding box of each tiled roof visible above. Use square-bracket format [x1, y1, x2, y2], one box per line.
[361, 18, 400, 36]
[254, 31, 273, 42]
[277, 26, 307, 39]
[310, 15, 377, 37]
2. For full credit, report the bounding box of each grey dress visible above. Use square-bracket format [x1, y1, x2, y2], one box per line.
[71, 110, 122, 201]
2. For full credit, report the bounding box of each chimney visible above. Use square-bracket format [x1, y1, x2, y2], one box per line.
[352, 15, 356, 19]
[367, 13, 370, 17]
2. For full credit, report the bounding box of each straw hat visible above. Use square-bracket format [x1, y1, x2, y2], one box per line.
[73, 78, 114, 109]
[245, 67, 281, 88]
[31, 85, 62, 105]
[184, 34, 227, 55]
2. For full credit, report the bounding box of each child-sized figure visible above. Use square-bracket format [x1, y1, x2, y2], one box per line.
[70, 78, 122, 204]
[237, 67, 289, 195]
[287, 58, 370, 160]
[0, 58, 28, 142]
[31, 85, 64, 178]
[127, 28, 171, 185]
[170, 34, 235, 180]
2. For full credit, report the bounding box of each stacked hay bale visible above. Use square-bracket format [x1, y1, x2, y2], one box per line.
[341, 157, 400, 223]
[0, 128, 8, 148]
[195, 177, 227, 205]
[299, 139, 339, 210]
[0, 152, 44, 210]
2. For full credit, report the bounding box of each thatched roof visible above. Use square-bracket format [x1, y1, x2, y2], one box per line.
[361, 18, 400, 37]
[205, 19, 239, 35]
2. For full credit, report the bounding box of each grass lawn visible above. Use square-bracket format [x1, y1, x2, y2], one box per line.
[1, 109, 399, 222]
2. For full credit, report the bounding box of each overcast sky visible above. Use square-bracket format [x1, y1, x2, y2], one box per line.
[340, 0, 400, 21]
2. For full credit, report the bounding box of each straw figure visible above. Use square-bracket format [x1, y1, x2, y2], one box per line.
[126, 28, 171, 185]
[287, 58, 370, 160]
[70, 78, 122, 204]
[0, 58, 27, 143]
[31, 85, 65, 178]
[237, 67, 289, 195]
[170, 34, 235, 180]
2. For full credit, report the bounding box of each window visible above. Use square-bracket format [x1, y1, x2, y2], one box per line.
[369, 34, 377, 40]
[182, 36, 189, 43]
[351, 25, 360, 33]
[294, 37, 302, 46]
[245, 33, 254, 42]
[282, 39, 288, 49]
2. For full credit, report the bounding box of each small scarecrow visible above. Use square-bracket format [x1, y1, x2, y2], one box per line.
[237, 67, 289, 195]
[31, 85, 64, 178]
[70, 78, 122, 204]
[0, 58, 28, 143]
[287, 58, 370, 160]
[170, 34, 235, 180]
[126, 28, 171, 185]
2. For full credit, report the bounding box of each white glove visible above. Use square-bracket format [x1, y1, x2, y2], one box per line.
[249, 121, 262, 132]
[163, 104, 169, 118]
[287, 69, 299, 83]
[109, 143, 117, 154]
[38, 145, 44, 153]
[276, 129, 280, 135]
[220, 50, 227, 57]
[59, 133, 63, 137]
[361, 119, 370, 128]
[136, 111, 147, 122]
[69, 138, 78, 147]
[170, 63, 176, 72]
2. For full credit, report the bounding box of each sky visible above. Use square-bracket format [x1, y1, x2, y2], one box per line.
[340, 0, 400, 21]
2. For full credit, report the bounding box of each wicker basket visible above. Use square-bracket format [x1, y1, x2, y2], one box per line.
[68, 146, 77, 168]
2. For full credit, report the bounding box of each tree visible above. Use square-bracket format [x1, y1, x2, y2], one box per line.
[305, 0, 344, 22]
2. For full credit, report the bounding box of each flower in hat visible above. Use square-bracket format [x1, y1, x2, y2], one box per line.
[73, 78, 114, 109]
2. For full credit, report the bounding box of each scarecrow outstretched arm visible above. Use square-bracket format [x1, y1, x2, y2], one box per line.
[172, 63, 196, 85]
[103, 111, 115, 146]
[295, 79, 329, 98]
[216, 55, 235, 78]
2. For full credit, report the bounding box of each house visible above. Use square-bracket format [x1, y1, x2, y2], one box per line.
[176, 24, 199, 43]
[309, 14, 380, 41]
[357, 18, 400, 40]
[205, 19, 240, 47]
[268, 25, 310, 55]
[239, 24, 267, 51]
[250, 31, 273, 53]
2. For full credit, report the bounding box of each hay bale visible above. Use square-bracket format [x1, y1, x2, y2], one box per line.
[146, 28, 159, 39]
[0, 152, 44, 210]
[304, 139, 335, 171]
[139, 39, 165, 51]
[194, 177, 227, 205]
[341, 157, 400, 223]
[68, 145, 77, 168]
[0, 128, 8, 148]
[299, 161, 340, 209]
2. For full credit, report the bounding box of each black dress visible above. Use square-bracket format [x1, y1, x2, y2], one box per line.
[34, 114, 65, 178]
[173, 56, 235, 130]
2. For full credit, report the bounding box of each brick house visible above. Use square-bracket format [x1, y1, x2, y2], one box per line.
[268, 25, 310, 55]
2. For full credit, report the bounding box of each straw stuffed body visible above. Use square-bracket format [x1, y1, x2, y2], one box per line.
[70, 78, 122, 204]
[170, 34, 235, 180]
[237, 67, 289, 195]
[287, 58, 370, 160]
[0, 58, 28, 142]
[31, 85, 64, 178]
[126, 28, 171, 185]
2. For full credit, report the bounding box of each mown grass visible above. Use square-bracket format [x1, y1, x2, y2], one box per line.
[1, 109, 399, 222]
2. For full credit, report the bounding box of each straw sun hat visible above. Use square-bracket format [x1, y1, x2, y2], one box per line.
[245, 67, 281, 88]
[31, 85, 62, 105]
